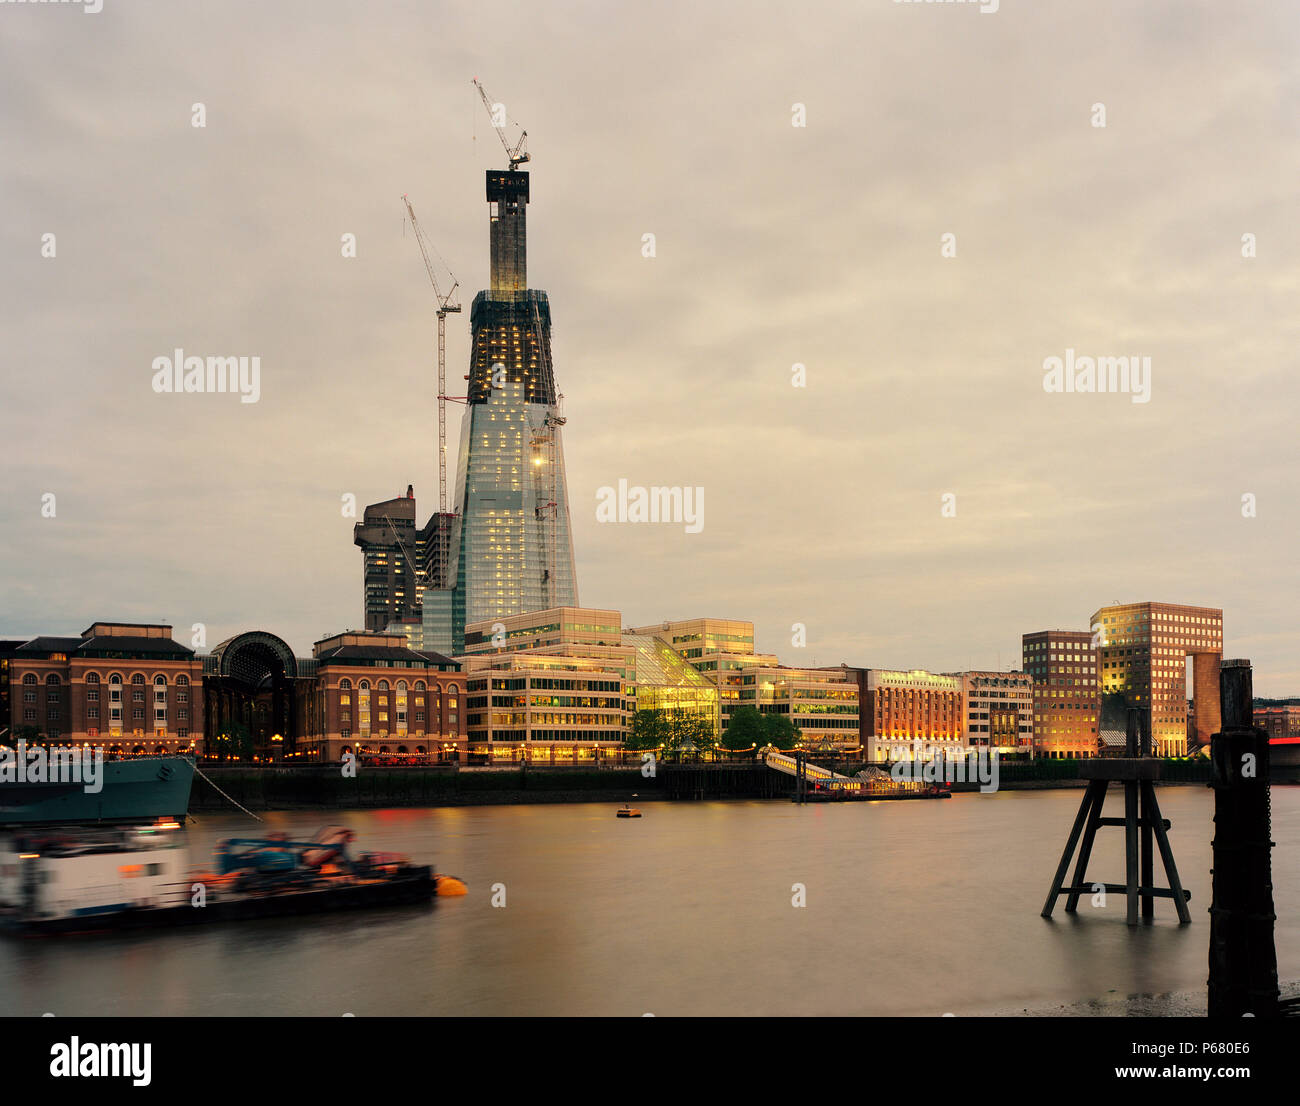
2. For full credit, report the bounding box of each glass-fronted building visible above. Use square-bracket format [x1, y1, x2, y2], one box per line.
[460, 608, 721, 750]
[423, 168, 578, 657]
[628, 618, 857, 749]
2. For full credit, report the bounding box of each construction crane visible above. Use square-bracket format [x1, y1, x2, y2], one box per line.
[473, 77, 529, 169]
[401, 195, 461, 530]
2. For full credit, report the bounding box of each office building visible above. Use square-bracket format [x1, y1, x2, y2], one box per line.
[1020, 630, 1100, 758]
[353, 485, 450, 632]
[957, 670, 1034, 755]
[424, 167, 579, 657]
[1090, 601, 1223, 756]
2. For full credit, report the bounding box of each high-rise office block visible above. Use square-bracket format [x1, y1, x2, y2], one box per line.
[353, 486, 420, 632]
[424, 168, 578, 656]
[353, 485, 454, 633]
[1021, 629, 1100, 758]
[1090, 601, 1223, 756]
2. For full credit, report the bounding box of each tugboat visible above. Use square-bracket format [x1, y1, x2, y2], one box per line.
[0, 823, 465, 935]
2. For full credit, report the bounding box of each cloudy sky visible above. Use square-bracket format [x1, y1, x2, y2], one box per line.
[2, 0, 1297, 694]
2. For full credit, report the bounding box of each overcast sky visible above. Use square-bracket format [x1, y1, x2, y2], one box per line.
[2, 0, 1297, 694]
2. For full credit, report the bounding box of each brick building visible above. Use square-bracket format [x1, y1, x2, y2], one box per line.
[1254, 704, 1300, 742]
[842, 668, 962, 763]
[4, 623, 205, 755]
[2, 622, 465, 763]
[303, 630, 465, 761]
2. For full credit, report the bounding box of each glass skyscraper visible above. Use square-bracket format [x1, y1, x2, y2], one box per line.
[423, 168, 578, 656]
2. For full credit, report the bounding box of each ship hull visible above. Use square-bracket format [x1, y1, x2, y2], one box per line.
[0, 757, 194, 827]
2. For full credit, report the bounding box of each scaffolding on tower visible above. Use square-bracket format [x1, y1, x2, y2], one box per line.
[528, 290, 566, 608]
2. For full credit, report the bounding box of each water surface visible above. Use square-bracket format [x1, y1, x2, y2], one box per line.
[3, 787, 1296, 1016]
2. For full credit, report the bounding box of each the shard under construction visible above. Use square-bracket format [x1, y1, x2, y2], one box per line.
[422, 167, 579, 656]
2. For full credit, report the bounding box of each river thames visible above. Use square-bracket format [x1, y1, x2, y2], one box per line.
[3, 786, 1297, 1017]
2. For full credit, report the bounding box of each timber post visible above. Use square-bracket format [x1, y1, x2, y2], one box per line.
[1207, 659, 1279, 1018]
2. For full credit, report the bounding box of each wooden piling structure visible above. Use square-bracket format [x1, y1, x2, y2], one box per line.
[1207, 660, 1280, 1017]
[1042, 707, 1190, 925]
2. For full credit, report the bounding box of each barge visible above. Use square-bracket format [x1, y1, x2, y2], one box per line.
[0, 823, 463, 936]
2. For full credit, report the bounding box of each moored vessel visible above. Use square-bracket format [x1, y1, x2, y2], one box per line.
[0, 755, 194, 827]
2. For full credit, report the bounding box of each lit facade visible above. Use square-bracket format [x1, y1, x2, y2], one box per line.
[628, 618, 773, 733]
[733, 664, 859, 750]
[847, 668, 962, 763]
[1254, 705, 1300, 743]
[1020, 630, 1100, 758]
[628, 618, 760, 664]
[302, 631, 464, 762]
[461, 651, 629, 761]
[6, 623, 205, 755]
[957, 670, 1034, 755]
[424, 168, 578, 657]
[382, 617, 425, 653]
[3, 622, 466, 764]
[464, 608, 721, 744]
[465, 607, 622, 655]
[1090, 601, 1223, 756]
[628, 618, 857, 748]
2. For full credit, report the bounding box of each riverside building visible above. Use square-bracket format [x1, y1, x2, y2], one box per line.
[459, 650, 630, 762]
[956, 670, 1034, 756]
[462, 608, 719, 753]
[1020, 630, 1100, 758]
[842, 668, 962, 763]
[1090, 601, 1223, 756]
[4, 623, 205, 755]
[2, 623, 464, 763]
[628, 618, 859, 750]
[1255, 704, 1300, 742]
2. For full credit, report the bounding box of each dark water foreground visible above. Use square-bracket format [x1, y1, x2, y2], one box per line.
[2, 786, 1296, 1016]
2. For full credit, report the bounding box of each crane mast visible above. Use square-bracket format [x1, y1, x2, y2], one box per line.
[401, 194, 461, 522]
[401, 196, 461, 592]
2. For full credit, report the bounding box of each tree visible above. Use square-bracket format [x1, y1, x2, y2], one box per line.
[669, 712, 715, 756]
[625, 709, 670, 751]
[721, 706, 764, 751]
[760, 712, 800, 750]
